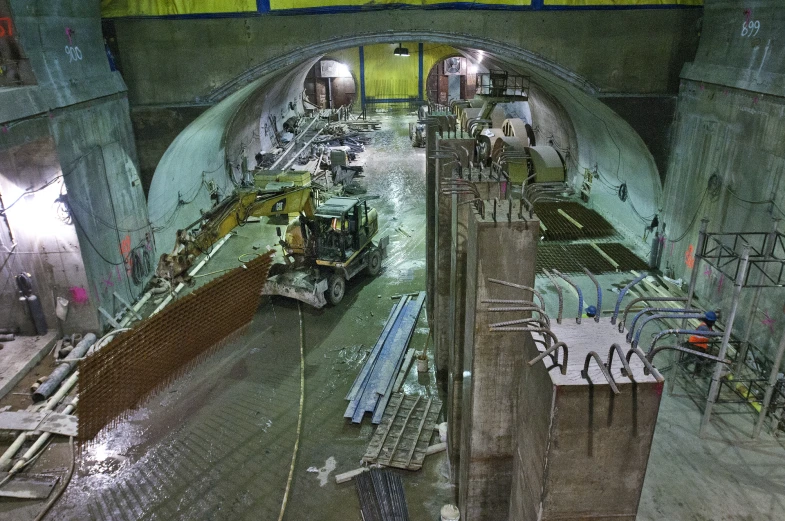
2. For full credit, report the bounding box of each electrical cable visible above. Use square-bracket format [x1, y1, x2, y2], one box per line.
[668, 190, 709, 244]
[726, 186, 785, 217]
[33, 436, 75, 521]
[277, 302, 306, 521]
[69, 209, 125, 266]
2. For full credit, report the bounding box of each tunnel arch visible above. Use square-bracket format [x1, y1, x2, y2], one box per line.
[148, 35, 660, 261]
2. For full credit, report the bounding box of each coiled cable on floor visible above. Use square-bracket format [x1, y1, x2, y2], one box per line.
[34, 436, 75, 521]
[278, 302, 306, 521]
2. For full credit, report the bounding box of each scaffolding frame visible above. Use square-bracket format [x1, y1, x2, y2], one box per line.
[687, 218, 785, 438]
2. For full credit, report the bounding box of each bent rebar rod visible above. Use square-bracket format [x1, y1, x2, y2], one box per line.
[606, 343, 633, 380]
[553, 269, 583, 324]
[487, 306, 551, 328]
[645, 329, 725, 356]
[528, 341, 569, 375]
[611, 273, 647, 324]
[542, 269, 563, 324]
[583, 267, 602, 323]
[489, 317, 550, 330]
[487, 278, 547, 312]
[617, 296, 689, 332]
[631, 314, 706, 348]
[582, 351, 621, 395]
[625, 308, 702, 341]
[625, 347, 664, 382]
[645, 344, 729, 367]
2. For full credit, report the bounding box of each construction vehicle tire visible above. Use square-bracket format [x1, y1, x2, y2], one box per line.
[366, 248, 382, 276]
[326, 274, 346, 305]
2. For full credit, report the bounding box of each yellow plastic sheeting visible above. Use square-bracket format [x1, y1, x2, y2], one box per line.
[101, 0, 256, 17]
[544, 0, 701, 5]
[271, 0, 529, 9]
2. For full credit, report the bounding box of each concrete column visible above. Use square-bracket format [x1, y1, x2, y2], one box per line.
[510, 322, 662, 521]
[425, 120, 437, 326]
[458, 199, 539, 520]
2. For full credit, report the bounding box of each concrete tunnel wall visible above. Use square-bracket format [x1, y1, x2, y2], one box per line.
[0, 0, 150, 333]
[660, 0, 785, 361]
[147, 39, 664, 262]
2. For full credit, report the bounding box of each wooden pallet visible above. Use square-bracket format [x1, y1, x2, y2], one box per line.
[363, 393, 442, 471]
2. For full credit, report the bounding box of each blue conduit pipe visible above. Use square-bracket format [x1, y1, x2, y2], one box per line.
[632, 314, 705, 349]
[611, 272, 647, 325]
[625, 307, 701, 341]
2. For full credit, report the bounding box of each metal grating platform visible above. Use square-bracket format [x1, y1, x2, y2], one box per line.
[534, 202, 617, 241]
[536, 242, 649, 274]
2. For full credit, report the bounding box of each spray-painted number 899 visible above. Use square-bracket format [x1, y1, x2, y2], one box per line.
[65, 45, 83, 62]
[741, 20, 760, 37]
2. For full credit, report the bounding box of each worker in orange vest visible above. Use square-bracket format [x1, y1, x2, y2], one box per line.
[688, 311, 717, 352]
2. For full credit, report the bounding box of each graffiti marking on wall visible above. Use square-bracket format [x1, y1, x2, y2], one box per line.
[0, 18, 13, 38]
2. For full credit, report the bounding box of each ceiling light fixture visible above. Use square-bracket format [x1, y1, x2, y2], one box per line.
[393, 43, 410, 57]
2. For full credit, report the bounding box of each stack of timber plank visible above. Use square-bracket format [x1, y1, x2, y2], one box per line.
[345, 292, 426, 424]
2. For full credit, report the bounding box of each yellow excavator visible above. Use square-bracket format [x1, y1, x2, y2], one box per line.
[156, 186, 388, 308]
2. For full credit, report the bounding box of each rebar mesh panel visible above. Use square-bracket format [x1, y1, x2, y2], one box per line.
[534, 202, 617, 241]
[536, 243, 648, 274]
[77, 252, 274, 441]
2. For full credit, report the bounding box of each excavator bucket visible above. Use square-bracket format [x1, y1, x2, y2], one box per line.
[262, 270, 329, 308]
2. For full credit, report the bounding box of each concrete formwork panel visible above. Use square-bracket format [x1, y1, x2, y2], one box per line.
[511, 321, 662, 521]
[459, 199, 539, 520]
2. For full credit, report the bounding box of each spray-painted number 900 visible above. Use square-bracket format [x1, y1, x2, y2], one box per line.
[741, 20, 760, 37]
[65, 45, 83, 62]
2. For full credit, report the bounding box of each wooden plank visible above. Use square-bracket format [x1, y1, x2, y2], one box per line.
[558, 208, 584, 229]
[366, 394, 405, 461]
[335, 467, 369, 484]
[380, 396, 421, 466]
[403, 398, 432, 468]
[426, 442, 447, 456]
[590, 241, 619, 270]
[0, 473, 58, 499]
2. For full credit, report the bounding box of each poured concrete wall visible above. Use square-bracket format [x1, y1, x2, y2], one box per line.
[459, 199, 539, 520]
[511, 322, 662, 521]
[662, 0, 785, 361]
[0, 1, 150, 331]
[108, 9, 701, 106]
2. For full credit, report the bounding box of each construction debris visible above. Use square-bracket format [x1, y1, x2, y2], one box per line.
[345, 293, 426, 424]
[363, 393, 443, 470]
[355, 469, 410, 521]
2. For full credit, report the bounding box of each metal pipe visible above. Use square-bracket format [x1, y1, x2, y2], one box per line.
[700, 245, 751, 436]
[646, 328, 724, 356]
[611, 273, 647, 324]
[646, 343, 728, 366]
[151, 233, 233, 315]
[281, 127, 325, 171]
[618, 296, 688, 332]
[10, 398, 77, 474]
[627, 309, 702, 343]
[553, 269, 583, 324]
[736, 218, 780, 374]
[583, 267, 602, 322]
[32, 333, 96, 402]
[753, 328, 785, 438]
[0, 371, 79, 471]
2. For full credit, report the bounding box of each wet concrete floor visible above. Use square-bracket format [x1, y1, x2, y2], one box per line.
[3, 113, 785, 520]
[42, 113, 451, 521]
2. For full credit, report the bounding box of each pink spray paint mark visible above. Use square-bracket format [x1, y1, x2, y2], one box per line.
[65, 27, 73, 45]
[115, 265, 123, 282]
[762, 312, 775, 333]
[1, 126, 7, 133]
[717, 273, 725, 293]
[704, 265, 713, 278]
[700, 84, 705, 91]
[69, 286, 89, 304]
[753, 97, 759, 104]
[744, 9, 752, 23]
[655, 381, 664, 397]
[102, 275, 113, 291]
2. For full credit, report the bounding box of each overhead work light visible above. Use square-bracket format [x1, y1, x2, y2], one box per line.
[393, 43, 410, 57]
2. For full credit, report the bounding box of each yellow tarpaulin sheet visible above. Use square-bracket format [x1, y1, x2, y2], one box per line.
[544, 0, 701, 5]
[271, 0, 530, 9]
[101, 0, 256, 17]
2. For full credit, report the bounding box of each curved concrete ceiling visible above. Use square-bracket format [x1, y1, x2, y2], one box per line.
[149, 37, 661, 259]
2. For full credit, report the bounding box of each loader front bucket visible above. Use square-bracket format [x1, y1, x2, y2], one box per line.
[262, 271, 329, 308]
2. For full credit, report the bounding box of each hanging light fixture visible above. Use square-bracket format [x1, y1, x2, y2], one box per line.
[393, 43, 410, 57]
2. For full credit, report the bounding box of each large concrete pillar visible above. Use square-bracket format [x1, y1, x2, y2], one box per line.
[425, 120, 437, 325]
[510, 321, 663, 521]
[458, 198, 539, 520]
